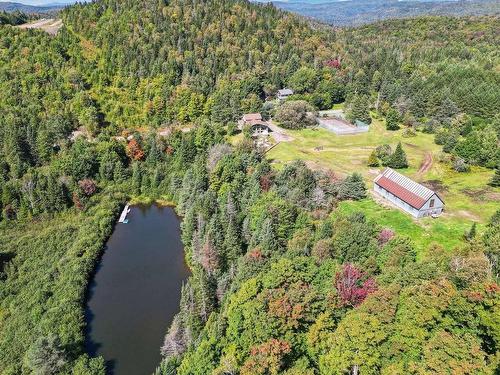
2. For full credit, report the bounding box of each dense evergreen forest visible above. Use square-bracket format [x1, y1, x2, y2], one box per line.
[0, 10, 29, 26]
[0, 0, 498, 373]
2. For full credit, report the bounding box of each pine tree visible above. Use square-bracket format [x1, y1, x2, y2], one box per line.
[489, 168, 500, 187]
[367, 150, 379, 167]
[113, 161, 126, 182]
[347, 94, 371, 124]
[464, 222, 477, 241]
[388, 142, 408, 169]
[131, 162, 142, 195]
[336, 173, 367, 201]
[385, 108, 400, 131]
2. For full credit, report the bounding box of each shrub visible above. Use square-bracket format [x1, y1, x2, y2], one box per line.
[452, 157, 470, 173]
[375, 144, 392, 166]
[367, 150, 380, 167]
[402, 127, 416, 138]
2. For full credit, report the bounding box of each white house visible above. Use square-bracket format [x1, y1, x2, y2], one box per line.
[373, 168, 444, 218]
[277, 88, 294, 101]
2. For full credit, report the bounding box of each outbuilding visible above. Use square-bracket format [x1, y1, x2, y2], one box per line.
[238, 113, 271, 137]
[374, 168, 444, 218]
[277, 88, 294, 101]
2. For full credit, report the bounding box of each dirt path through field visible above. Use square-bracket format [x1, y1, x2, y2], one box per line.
[418, 152, 433, 175]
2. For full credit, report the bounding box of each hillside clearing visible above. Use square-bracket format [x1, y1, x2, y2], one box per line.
[17, 18, 63, 35]
[265, 115, 498, 252]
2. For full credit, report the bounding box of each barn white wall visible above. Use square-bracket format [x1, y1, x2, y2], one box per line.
[374, 185, 443, 218]
[416, 194, 444, 218]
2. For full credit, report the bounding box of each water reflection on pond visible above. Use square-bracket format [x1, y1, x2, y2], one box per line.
[85, 204, 189, 375]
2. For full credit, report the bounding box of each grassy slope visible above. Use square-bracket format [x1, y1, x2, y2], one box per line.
[266, 113, 498, 255]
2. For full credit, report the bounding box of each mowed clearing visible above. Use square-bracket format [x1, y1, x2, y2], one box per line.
[266, 114, 499, 254]
[17, 19, 63, 35]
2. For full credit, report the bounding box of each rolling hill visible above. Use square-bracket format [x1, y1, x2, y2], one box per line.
[267, 0, 500, 25]
[0, 1, 65, 13]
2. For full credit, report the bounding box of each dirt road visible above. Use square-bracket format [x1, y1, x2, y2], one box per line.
[418, 152, 433, 175]
[267, 120, 294, 142]
[17, 19, 63, 35]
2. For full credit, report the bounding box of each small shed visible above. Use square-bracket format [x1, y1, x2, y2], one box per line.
[277, 88, 294, 101]
[374, 168, 444, 218]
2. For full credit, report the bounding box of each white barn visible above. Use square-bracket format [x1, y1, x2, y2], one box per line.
[374, 168, 444, 218]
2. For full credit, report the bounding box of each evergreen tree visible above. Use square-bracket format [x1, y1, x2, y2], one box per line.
[99, 151, 120, 181]
[336, 173, 367, 201]
[464, 222, 477, 241]
[385, 107, 400, 131]
[113, 161, 126, 182]
[131, 162, 142, 195]
[488, 168, 500, 187]
[387, 142, 408, 169]
[346, 94, 371, 124]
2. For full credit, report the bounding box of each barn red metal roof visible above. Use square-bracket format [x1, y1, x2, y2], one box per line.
[375, 176, 428, 209]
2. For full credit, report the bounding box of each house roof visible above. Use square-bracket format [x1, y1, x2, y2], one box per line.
[242, 113, 262, 122]
[374, 168, 439, 209]
[277, 88, 293, 96]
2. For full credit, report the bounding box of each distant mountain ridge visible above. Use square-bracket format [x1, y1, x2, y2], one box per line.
[0, 1, 65, 13]
[258, 0, 500, 25]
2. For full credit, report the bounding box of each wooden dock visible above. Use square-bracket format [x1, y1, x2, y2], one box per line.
[118, 204, 131, 223]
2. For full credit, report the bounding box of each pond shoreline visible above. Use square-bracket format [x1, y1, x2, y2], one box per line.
[84, 203, 189, 375]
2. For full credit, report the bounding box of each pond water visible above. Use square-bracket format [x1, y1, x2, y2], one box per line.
[85, 204, 189, 375]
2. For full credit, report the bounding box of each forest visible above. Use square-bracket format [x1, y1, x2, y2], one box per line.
[0, 0, 498, 373]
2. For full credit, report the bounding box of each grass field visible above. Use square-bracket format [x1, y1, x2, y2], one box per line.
[336, 199, 473, 257]
[266, 112, 499, 254]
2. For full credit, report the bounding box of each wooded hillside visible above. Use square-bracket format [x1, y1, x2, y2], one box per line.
[0, 0, 498, 374]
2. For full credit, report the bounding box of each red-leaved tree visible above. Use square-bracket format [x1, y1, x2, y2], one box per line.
[78, 178, 97, 196]
[378, 228, 395, 247]
[241, 339, 291, 375]
[200, 237, 219, 275]
[335, 263, 376, 307]
[325, 58, 341, 69]
[126, 139, 145, 161]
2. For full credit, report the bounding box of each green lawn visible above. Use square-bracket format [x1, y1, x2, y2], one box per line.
[267, 115, 440, 176]
[266, 114, 499, 254]
[336, 199, 475, 258]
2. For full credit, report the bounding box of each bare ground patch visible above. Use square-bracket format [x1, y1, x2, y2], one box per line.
[462, 188, 500, 202]
[418, 152, 433, 175]
[422, 179, 448, 194]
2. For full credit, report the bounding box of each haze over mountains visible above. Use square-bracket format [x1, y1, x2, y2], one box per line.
[267, 0, 500, 26]
[2, 0, 499, 25]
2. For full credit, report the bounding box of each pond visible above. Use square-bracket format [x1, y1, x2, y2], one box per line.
[85, 204, 189, 375]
